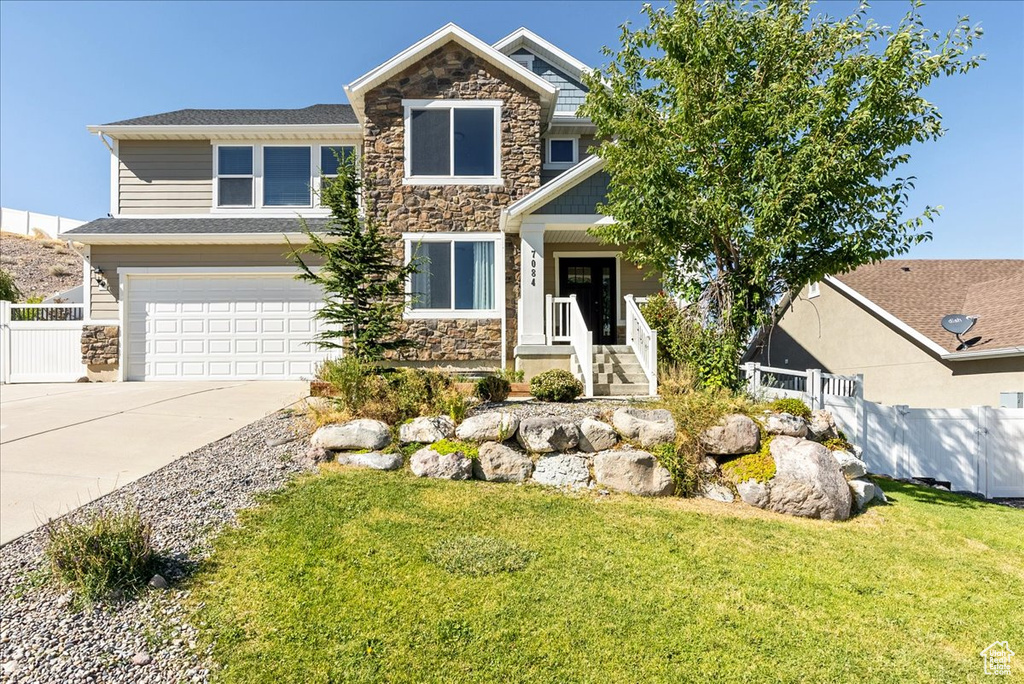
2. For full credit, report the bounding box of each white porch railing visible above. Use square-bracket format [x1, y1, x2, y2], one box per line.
[624, 295, 658, 396]
[544, 295, 573, 343]
[1, 302, 87, 383]
[565, 295, 594, 397]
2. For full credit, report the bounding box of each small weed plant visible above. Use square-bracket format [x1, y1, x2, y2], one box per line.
[530, 369, 583, 402]
[822, 437, 854, 452]
[768, 397, 812, 420]
[431, 439, 480, 460]
[45, 505, 157, 604]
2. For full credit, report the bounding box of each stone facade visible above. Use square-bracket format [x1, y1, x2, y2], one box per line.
[361, 42, 541, 365]
[81, 325, 119, 366]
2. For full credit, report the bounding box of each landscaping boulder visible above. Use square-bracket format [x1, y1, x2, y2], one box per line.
[848, 478, 876, 513]
[808, 409, 840, 442]
[763, 412, 809, 438]
[473, 442, 533, 483]
[874, 483, 888, 504]
[311, 419, 391, 451]
[516, 416, 580, 453]
[593, 449, 674, 497]
[301, 445, 334, 467]
[700, 414, 760, 456]
[532, 454, 591, 489]
[409, 447, 473, 480]
[736, 479, 770, 508]
[399, 416, 455, 445]
[455, 411, 519, 443]
[765, 436, 852, 520]
[700, 482, 735, 503]
[611, 408, 676, 448]
[831, 449, 868, 479]
[698, 456, 719, 476]
[578, 417, 619, 452]
[336, 451, 403, 471]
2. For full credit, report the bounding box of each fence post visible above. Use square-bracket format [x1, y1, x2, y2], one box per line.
[895, 405, 910, 479]
[807, 368, 822, 409]
[973, 405, 989, 497]
[854, 373, 865, 445]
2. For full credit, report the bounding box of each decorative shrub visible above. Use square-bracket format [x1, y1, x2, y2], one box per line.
[475, 375, 511, 402]
[427, 536, 536, 576]
[314, 358, 468, 425]
[430, 438, 480, 460]
[768, 397, 812, 420]
[45, 505, 157, 604]
[721, 437, 777, 484]
[0, 269, 20, 302]
[529, 369, 583, 402]
[639, 293, 692, 367]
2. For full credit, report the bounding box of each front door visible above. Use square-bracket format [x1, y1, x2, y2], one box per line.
[558, 257, 617, 345]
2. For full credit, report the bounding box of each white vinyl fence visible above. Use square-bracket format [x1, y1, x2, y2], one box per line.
[0, 302, 87, 383]
[0, 207, 85, 237]
[742, 363, 1024, 498]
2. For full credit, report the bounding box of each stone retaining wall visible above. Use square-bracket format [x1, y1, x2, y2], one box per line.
[81, 325, 118, 381]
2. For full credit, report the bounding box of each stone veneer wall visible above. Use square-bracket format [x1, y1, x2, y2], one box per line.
[361, 42, 541, 365]
[81, 325, 119, 381]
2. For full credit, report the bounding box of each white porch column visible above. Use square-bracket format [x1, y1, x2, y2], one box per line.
[519, 223, 546, 345]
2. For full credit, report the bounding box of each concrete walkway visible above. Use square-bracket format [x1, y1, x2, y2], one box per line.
[0, 381, 308, 545]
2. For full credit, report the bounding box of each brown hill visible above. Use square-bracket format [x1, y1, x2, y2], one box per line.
[0, 232, 84, 301]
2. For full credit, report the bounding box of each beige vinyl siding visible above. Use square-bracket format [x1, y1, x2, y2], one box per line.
[88, 244, 315, 320]
[542, 243, 662, 323]
[118, 140, 213, 215]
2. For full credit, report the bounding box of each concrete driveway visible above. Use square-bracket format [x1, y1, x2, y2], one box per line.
[0, 381, 308, 545]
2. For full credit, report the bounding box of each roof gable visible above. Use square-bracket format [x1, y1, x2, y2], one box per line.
[344, 23, 557, 124]
[493, 27, 591, 81]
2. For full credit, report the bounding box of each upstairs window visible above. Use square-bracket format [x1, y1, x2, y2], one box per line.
[217, 146, 253, 207]
[263, 146, 311, 207]
[320, 145, 355, 177]
[404, 100, 501, 184]
[545, 137, 578, 170]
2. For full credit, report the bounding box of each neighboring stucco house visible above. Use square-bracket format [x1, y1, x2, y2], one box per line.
[64, 25, 662, 394]
[747, 259, 1024, 408]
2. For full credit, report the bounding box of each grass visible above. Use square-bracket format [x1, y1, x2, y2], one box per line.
[191, 470, 1024, 683]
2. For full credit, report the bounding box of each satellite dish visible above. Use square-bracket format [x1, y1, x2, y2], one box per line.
[941, 314, 978, 350]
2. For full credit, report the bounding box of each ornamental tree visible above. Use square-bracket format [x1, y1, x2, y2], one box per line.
[291, 153, 419, 362]
[581, 0, 981, 385]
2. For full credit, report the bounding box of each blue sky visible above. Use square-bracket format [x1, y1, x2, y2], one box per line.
[1, 0, 1020, 259]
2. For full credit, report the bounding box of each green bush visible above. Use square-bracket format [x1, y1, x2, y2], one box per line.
[45, 505, 157, 604]
[529, 369, 583, 402]
[0, 269, 20, 302]
[475, 375, 511, 402]
[721, 437, 777, 484]
[315, 358, 468, 424]
[768, 397, 812, 420]
[639, 293, 692, 367]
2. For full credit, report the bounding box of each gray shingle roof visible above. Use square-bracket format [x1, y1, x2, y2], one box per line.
[64, 217, 329, 235]
[104, 104, 356, 126]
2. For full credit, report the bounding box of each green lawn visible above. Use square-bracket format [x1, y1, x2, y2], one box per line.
[192, 468, 1024, 683]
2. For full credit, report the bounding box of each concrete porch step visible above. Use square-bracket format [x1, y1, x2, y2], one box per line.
[595, 372, 649, 384]
[593, 382, 652, 397]
[593, 354, 643, 366]
[593, 360, 644, 373]
[595, 345, 634, 354]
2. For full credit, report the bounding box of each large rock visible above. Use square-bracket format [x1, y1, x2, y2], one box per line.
[766, 436, 852, 520]
[516, 416, 580, 453]
[473, 442, 533, 482]
[455, 412, 519, 443]
[763, 412, 809, 438]
[873, 482, 888, 504]
[311, 419, 391, 451]
[399, 416, 455, 445]
[611, 408, 676, 448]
[336, 451, 403, 471]
[532, 454, 591, 489]
[831, 449, 868, 479]
[700, 414, 760, 455]
[409, 447, 473, 480]
[578, 418, 619, 452]
[593, 449, 674, 497]
[808, 409, 840, 442]
[736, 479, 770, 508]
[848, 478, 876, 512]
[700, 482, 735, 503]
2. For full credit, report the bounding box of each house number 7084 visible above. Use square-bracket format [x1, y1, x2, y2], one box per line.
[530, 249, 537, 287]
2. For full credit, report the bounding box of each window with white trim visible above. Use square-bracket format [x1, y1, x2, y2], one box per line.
[404, 100, 501, 184]
[216, 146, 254, 207]
[320, 145, 355, 178]
[544, 137, 578, 170]
[263, 146, 311, 207]
[405, 233, 500, 316]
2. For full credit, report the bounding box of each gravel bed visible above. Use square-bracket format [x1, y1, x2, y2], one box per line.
[0, 410, 317, 683]
[470, 398, 650, 423]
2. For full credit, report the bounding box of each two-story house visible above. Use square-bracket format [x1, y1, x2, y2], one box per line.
[64, 24, 663, 394]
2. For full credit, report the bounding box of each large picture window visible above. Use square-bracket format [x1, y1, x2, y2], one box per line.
[263, 146, 311, 206]
[404, 100, 501, 184]
[406, 234, 500, 316]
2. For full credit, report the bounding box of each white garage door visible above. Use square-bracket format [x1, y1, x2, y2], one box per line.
[126, 274, 329, 380]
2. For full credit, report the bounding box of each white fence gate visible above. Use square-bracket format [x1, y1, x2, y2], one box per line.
[0, 302, 87, 383]
[742, 363, 1024, 498]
